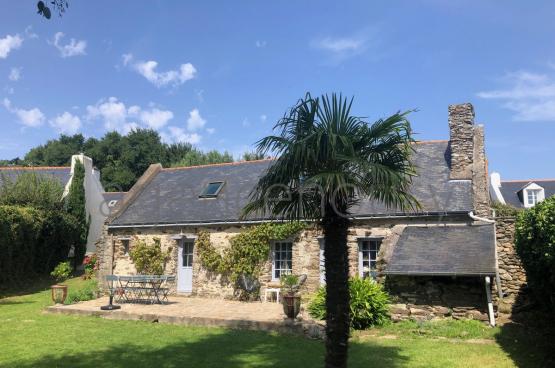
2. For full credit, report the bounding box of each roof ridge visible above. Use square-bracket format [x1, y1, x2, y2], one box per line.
[502, 179, 555, 183]
[163, 158, 275, 171]
[412, 139, 449, 144]
[0, 166, 70, 170]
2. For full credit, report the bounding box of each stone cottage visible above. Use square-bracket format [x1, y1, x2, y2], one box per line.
[97, 103, 500, 323]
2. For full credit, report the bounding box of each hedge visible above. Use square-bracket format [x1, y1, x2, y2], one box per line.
[0, 205, 80, 286]
[515, 196, 555, 310]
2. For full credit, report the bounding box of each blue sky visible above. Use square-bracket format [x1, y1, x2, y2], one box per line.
[1, 1, 555, 180]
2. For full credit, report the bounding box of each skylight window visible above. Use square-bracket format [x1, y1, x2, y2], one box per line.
[200, 181, 224, 198]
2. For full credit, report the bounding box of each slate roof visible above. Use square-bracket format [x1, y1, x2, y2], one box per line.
[499, 180, 555, 208]
[384, 224, 496, 276]
[110, 141, 474, 227]
[0, 167, 71, 187]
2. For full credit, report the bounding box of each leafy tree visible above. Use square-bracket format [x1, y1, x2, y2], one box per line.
[164, 143, 194, 165]
[242, 93, 418, 368]
[242, 152, 266, 161]
[25, 134, 85, 166]
[515, 196, 555, 310]
[64, 160, 89, 267]
[0, 172, 64, 210]
[171, 149, 233, 167]
[100, 161, 136, 192]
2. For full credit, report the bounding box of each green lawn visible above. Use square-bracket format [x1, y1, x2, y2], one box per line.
[0, 277, 552, 368]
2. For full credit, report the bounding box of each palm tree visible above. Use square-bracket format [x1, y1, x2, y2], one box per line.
[242, 93, 419, 368]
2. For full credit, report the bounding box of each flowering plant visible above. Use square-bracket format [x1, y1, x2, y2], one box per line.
[82, 253, 97, 279]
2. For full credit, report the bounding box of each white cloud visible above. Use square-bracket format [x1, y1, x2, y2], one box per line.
[186, 108, 206, 131]
[165, 126, 201, 144]
[311, 27, 381, 64]
[51, 32, 86, 57]
[50, 112, 81, 134]
[25, 26, 38, 39]
[123, 53, 197, 88]
[206, 127, 215, 134]
[314, 37, 364, 53]
[260, 114, 267, 122]
[477, 70, 555, 121]
[3, 98, 45, 127]
[0, 34, 23, 59]
[86, 97, 128, 131]
[86, 97, 175, 132]
[139, 108, 174, 129]
[8, 67, 22, 81]
[242, 118, 250, 127]
[255, 40, 267, 48]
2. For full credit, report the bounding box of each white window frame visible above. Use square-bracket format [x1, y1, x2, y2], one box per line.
[523, 183, 545, 208]
[271, 241, 293, 281]
[358, 238, 382, 279]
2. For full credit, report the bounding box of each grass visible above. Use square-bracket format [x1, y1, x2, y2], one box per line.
[0, 277, 553, 367]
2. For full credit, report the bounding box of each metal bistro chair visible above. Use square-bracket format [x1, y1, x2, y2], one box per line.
[160, 276, 175, 303]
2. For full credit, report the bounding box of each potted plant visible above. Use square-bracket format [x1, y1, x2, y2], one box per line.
[280, 274, 306, 319]
[50, 261, 72, 304]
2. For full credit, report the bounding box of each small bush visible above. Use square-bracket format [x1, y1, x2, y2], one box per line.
[129, 238, 171, 275]
[66, 280, 98, 304]
[308, 277, 390, 329]
[51, 261, 72, 282]
[515, 196, 555, 310]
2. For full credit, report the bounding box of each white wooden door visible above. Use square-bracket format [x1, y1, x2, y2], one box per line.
[319, 239, 326, 285]
[177, 241, 194, 293]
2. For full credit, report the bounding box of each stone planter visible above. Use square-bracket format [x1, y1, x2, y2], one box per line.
[282, 294, 301, 319]
[51, 284, 68, 304]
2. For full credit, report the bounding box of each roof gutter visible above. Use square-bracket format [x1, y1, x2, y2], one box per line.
[107, 211, 469, 229]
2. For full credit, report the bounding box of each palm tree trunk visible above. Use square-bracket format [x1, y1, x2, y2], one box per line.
[323, 210, 350, 368]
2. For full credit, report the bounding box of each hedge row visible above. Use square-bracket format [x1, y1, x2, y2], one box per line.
[515, 196, 555, 310]
[0, 205, 80, 286]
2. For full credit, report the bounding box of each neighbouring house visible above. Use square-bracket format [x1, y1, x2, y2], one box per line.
[98, 103, 505, 323]
[490, 172, 555, 208]
[0, 154, 124, 255]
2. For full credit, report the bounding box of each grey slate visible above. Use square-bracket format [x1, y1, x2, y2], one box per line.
[0, 167, 71, 187]
[384, 224, 496, 276]
[111, 141, 473, 226]
[499, 180, 555, 208]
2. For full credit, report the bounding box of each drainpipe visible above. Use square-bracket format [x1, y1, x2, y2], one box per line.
[485, 276, 495, 327]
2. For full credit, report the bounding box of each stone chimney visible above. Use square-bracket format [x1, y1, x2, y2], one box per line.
[448, 103, 475, 180]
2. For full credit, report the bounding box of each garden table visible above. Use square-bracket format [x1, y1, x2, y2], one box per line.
[108, 275, 175, 304]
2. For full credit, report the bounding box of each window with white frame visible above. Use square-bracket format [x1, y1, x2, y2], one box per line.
[272, 241, 293, 281]
[527, 189, 541, 206]
[358, 239, 381, 279]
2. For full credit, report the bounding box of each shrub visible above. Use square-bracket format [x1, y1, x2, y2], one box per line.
[66, 279, 98, 304]
[129, 238, 172, 275]
[51, 261, 72, 282]
[492, 201, 521, 218]
[0, 172, 64, 210]
[0, 205, 80, 287]
[82, 254, 97, 279]
[515, 196, 555, 310]
[308, 277, 390, 329]
[64, 160, 89, 266]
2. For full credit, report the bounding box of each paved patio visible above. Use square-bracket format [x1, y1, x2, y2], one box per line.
[46, 296, 325, 338]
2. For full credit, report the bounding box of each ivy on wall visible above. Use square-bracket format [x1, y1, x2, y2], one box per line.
[196, 222, 306, 283]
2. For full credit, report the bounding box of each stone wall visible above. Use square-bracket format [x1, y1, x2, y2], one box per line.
[495, 217, 528, 309]
[472, 125, 491, 217]
[386, 276, 489, 321]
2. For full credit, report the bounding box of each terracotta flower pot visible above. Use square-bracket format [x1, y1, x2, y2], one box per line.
[282, 294, 301, 319]
[51, 284, 68, 304]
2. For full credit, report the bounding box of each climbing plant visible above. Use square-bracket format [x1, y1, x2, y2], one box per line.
[197, 222, 306, 283]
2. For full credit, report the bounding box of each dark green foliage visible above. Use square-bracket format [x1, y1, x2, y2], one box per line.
[25, 134, 85, 166]
[308, 277, 390, 329]
[515, 196, 555, 310]
[0, 172, 64, 210]
[492, 201, 521, 218]
[0, 205, 80, 288]
[242, 152, 265, 161]
[64, 160, 88, 266]
[129, 238, 172, 275]
[171, 149, 233, 167]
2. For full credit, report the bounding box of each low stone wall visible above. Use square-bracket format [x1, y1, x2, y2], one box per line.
[386, 275, 489, 322]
